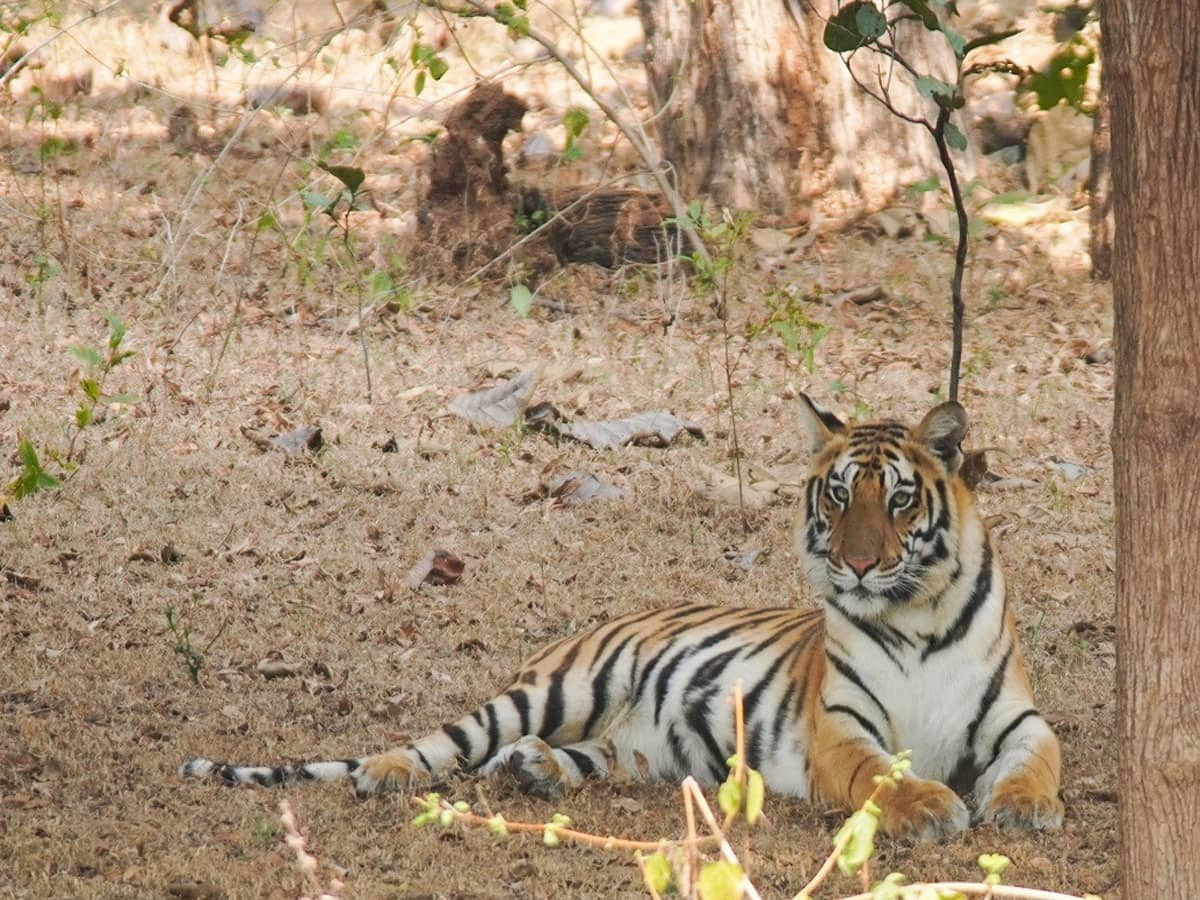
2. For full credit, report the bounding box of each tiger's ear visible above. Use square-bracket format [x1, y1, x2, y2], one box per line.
[798, 393, 846, 454]
[914, 402, 968, 472]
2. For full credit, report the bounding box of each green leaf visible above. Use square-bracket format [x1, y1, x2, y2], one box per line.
[870, 872, 907, 900]
[414, 70, 426, 96]
[562, 107, 590, 138]
[109, 349, 136, 367]
[100, 312, 125, 350]
[256, 210, 281, 233]
[941, 23, 965, 58]
[411, 43, 435, 64]
[301, 190, 333, 212]
[745, 769, 765, 825]
[507, 15, 529, 37]
[641, 851, 673, 895]
[963, 27, 1020, 54]
[1027, 35, 1094, 111]
[428, 56, 449, 80]
[893, 0, 939, 30]
[717, 777, 743, 818]
[978, 853, 1011, 882]
[944, 121, 968, 151]
[697, 861, 744, 900]
[13, 438, 58, 499]
[80, 378, 101, 402]
[70, 345, 103, 368]
[905, 174, 941, 195]
[509, 283, 533, 317]
[318, 163, 365, 194]
[915, 75, 956, 102]
[834, 805, 880, 877]
[824, 2, 885, 52]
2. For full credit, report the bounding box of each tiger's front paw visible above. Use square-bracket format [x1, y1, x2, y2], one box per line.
[977, 779, 1064, 831]
[879, 777, 969, 841]
[351, 750, 428, 798]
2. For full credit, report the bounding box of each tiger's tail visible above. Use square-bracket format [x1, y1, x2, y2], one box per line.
[179, 756, 365, 788]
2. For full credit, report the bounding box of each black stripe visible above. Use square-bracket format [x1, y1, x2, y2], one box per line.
[471, 709, 484, 728]
[771, 682, 796, 757]
[506, 689, 531, 735]
[827, 598, 905, 670]
[540, 642, 583, 740]
[442, 723, 472, 762]
[748, 722, 765, 769]
[586, 609, 660, 671]
[414, 748, 434, 772]
[582, 632, 637, 738]
[666, 723, 690, 776]
[563, 746, 597, 778]
[652, 621, 773, 724]
[825, 651, 892, 725]
[824, 703, 887, 750]
[985, 708, 1040, 771]
[923, 542, 993, 660]
[481, 703, 501, 764]
[965, 644, 1014, 752]
[632, 609, 741, 700]
[685, 683, 730, 778]
[743, 650, 790, 723]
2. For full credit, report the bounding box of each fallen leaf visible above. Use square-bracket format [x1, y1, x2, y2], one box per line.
[268, 425, 323, 456]
[695, 464, 777, 509]
[165, 880, 222, 900]
[546, 472, 625, 507]
[256, 659, 302, 680]
[406, 549, 466, 590]
[561, 411, 704, 450]
[723, 547, 765, 571]
[1049, 457, 1094, 481]
[448, 367, 540, 428]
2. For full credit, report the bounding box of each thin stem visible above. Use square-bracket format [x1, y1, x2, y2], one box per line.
[839, 884, 1095, 900]
[932, 107, 968, 402]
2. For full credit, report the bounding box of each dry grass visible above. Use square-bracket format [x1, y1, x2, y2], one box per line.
[1, 4, 1116, 899]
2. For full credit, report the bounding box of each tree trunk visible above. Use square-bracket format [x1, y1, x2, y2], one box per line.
[637, 0, 947, 217]
[1107, 2, 1200, 896]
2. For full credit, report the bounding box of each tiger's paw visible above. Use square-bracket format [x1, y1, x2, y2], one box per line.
[351, 749, 429, 798]
[879, 777, 969, 842]
[504, 736, 569, 800]
[977, 780, 1064, 831]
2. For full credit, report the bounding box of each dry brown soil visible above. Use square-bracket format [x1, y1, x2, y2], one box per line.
[1, 5, 1116, 899]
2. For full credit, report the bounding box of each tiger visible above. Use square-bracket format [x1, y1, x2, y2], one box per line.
[181, 396, 1063, 840]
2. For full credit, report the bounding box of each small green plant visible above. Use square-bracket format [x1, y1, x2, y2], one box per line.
[301, 161, 376, 402]
[66, 313, 135, 461]
[165, 606, 228, 685]
[9, 437, 59, 499]
[251, 813, 279, 848]
[562, 107, 590, 161]
[749, 291, 831, 373]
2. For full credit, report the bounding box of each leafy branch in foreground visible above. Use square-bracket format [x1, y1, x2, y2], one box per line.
[817, 0, 1024, 402]
[406, 681, 1097, 900]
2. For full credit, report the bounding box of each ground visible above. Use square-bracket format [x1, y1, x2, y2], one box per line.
[1, 3, 1116, 898]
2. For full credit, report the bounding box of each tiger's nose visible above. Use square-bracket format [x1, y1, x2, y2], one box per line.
[845, 557, 878, 577]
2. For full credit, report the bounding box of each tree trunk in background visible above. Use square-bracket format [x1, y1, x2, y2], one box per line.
[1106, 2, 1200, 896]
[1088, 73, 1112, 280]
[637, 0, 946, 218]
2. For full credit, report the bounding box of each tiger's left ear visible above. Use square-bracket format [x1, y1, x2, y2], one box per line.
[798, 393, 846, 454]
[914, 402, 968, 472]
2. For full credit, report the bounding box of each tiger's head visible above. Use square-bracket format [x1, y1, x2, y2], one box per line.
[795, 395, 971, 619]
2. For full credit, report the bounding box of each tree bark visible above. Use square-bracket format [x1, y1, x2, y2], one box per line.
[638, 0, 947, 217]
[1107, 1, 1200, 896]
[1088, 72, 1112, 280]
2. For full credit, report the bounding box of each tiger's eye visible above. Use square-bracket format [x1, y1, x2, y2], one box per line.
[890, 490, 914, 511]
[829, 484, 850, 505]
